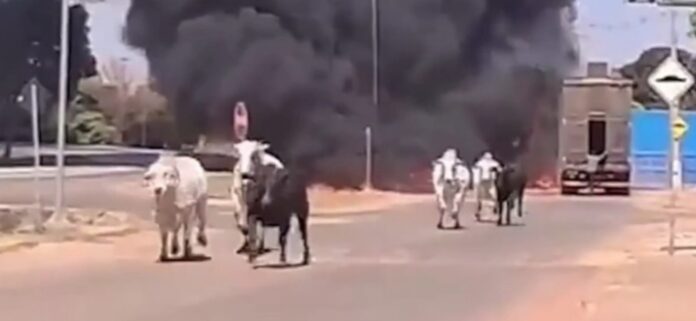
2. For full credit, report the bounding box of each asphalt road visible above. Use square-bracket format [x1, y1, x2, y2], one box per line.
[0, 182, 643, 321]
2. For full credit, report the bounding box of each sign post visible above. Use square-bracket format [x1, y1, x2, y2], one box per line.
[233, 101, 249, 141]
[18, 79, 47, 232]
[628, 0, 696, 257]
[29, 82, 44, 231]
[647, 39, 694, 256]
[648, 51, 694, 201]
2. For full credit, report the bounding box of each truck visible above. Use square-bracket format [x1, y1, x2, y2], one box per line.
[559, 63, 633, 195]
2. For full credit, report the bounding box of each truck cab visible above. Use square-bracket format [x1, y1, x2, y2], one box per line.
[559, 63, 633, 195]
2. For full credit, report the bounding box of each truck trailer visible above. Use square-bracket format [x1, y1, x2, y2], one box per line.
[559, 64, 633, 195]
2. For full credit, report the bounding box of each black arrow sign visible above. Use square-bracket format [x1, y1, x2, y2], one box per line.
[657, 75, 687, 82]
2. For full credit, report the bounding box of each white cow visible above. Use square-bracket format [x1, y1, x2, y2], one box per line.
[432, 148, 471, 229]
[143, 155, 208, 261]
[473, 152, 501, 221]
[229, 140, 284, 254]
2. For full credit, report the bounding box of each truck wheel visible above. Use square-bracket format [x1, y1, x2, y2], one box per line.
[561, 186, 578, 195]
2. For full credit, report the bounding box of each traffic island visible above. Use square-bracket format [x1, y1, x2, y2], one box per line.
[0, 205, 143, 254]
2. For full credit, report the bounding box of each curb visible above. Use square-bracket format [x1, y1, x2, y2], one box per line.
[0, 240, 39, 254]
[0, 167, 142, 181]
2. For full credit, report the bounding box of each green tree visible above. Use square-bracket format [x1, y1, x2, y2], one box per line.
[0, 0, 97, 158]
[67, 93, 118, 145]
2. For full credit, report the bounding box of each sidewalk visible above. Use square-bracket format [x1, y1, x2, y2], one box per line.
[496, 190, 696, 321]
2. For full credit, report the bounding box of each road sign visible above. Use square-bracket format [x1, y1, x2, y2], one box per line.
[233, 101, 249, 141]
[673, 115, 689, 140]
[648, 54, 694, 105]
[17, 78, 51, 114]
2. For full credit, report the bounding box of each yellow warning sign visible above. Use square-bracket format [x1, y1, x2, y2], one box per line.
[673, 116, 688, 141]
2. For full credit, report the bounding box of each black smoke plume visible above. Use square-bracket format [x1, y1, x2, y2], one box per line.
[124, 0, 578, 188]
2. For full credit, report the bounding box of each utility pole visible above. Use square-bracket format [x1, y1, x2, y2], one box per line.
[371, 0, 379, 110]
[51, 0, 71, 224]
[366, 0, 379, 191]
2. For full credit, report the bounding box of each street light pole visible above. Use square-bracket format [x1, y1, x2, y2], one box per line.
[366, 0, 379, 191]
[371, 0, 379, 110]
[52, 0, 71, 223]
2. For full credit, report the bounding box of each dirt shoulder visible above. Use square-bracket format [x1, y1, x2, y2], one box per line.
[492, 191, 696, 321]
[0, 206, 145, 255]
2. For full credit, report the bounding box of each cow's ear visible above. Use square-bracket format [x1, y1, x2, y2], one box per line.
[169, 168, 181, 185]
[142, 167, 155, 185]
[258, 142, 270, 151]
[142, 173, 153, 187]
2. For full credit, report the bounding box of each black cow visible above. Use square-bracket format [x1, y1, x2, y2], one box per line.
[245, 165, 311, 266]
[493, 161, 527, 226]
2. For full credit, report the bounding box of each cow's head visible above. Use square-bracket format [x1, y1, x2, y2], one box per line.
[260, 167, 289, 208]
[435, 148, 461, 185]
[143, 159, 180, 197]
[233, 140, 270, 184]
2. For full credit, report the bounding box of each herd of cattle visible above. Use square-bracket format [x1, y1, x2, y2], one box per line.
[142, 140, 527, 266]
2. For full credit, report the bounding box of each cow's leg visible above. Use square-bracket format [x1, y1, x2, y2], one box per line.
[158, 227, 169, 262]
[517, 189, 525, 218]
[236, 236, 249, 254]
[247, 215, 259, 264]
[506, 198, 514, 225]
[438, 207, 446, 229]
[497, 199, 504, 226]
[195, 197, 208, 247]
[278, 219, 291, 264]
[490, 184, 499, 215]
[452, 190, 465, 229]
[171, 225, 180, 256]
[235, 217, 250, 254]
[473, 183, 482, 221]
[297, 213, 311, 265]
[434, 185, 446, 229]
[475, 198, 482, 221]
[182, 207, 194, 259]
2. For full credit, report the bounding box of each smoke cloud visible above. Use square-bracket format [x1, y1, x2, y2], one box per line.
[124, 0, 578, 188]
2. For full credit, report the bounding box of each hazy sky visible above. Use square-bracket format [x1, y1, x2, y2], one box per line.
[577, 0, 694, 66]
[84, 0, 696, 83]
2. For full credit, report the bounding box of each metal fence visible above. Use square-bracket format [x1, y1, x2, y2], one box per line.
[630, 109, 696, 189]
